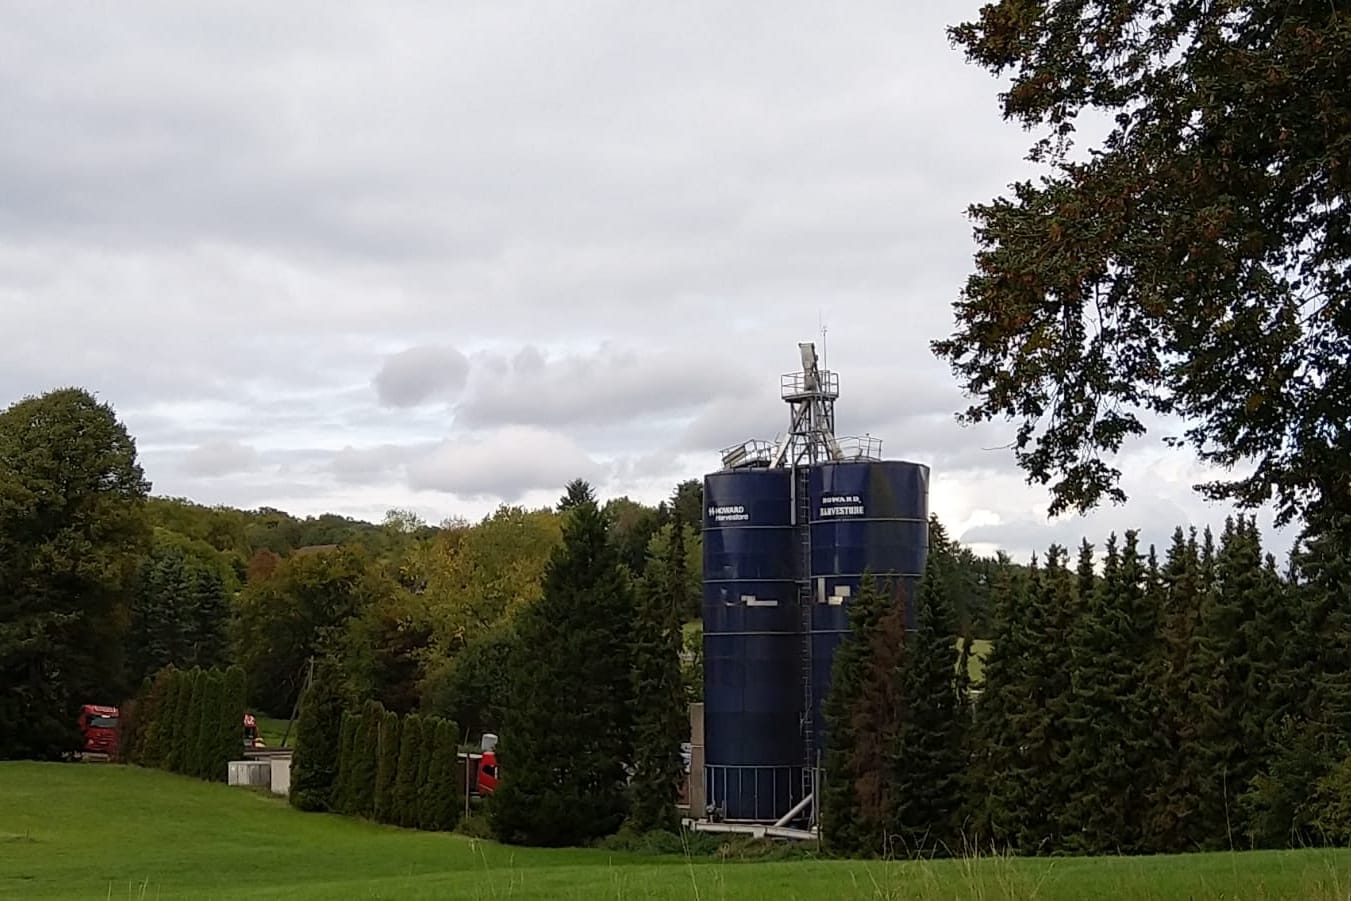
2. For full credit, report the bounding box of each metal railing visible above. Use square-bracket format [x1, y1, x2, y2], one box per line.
[781, 369, 839, 400]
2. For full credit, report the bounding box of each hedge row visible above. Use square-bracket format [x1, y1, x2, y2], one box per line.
[291, 685, 462, 831]
[121, 664, 247, 781]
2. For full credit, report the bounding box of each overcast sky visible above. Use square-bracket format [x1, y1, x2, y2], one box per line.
[0, 1, 1293, 562]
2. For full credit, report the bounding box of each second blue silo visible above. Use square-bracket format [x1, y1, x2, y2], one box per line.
[807, 460, 930, 756]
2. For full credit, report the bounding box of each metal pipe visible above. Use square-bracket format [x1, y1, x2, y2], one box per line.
[773, 791, 813, 828]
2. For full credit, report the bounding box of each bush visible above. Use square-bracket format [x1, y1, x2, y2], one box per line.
[289, 663, 346, 812]
[416, 716, 439, 829]
[333, 712, 359, 814]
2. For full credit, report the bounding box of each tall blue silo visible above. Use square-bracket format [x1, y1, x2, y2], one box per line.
[698, 343, 932, 830]
[807, 460, 930, 755]
[701, 466, 805, 821]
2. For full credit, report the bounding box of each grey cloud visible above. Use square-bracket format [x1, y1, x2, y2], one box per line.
[407, 426, 602, 501]
[374, 345, 470, 408]
[179, 439, 260, 477]
[456, 344, 756, 429]
[0, 1, 1288, 550]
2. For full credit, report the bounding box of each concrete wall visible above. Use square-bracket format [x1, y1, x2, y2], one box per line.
[269, 756, 291, 796]
[688, 702, 705, 816]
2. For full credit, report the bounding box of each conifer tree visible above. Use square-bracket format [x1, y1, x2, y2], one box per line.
[374, 710, 401, 824]
[137, 665, 178, 767]
[1148, 527, 1208, 851]
[890, 526, 967, 855]
[218, 666, 247, 777]
[428, 718, 463, 831]
[333, 712, 358, 814]
[1189, 516, 1266, 848]
[416, 715, 439, 829]
[290, 662, 346, 812]
[628, 523, 690, 834]
[180, 668, 205, 776]
[972, 548, 1074, 853]
[820, 573, 891, 855]
[1059, 532, 1162, 853]
[491, 496, 635, 846]
[160, 669, 189, 772]
[393, 713, 424, 828]
[967, 557, 1034, 849]
[351, 700, 383, 819]
[194, 670, 225, 780]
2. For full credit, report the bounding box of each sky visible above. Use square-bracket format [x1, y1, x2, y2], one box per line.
[0, 1, 1295, 563]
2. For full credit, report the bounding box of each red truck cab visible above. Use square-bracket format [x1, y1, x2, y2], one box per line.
[478, 749, 498, 794]
[78, 704, 120, 757]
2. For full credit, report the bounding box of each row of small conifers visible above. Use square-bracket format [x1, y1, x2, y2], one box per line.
[119, 665, 247, 781]
[289, 695, 464, 832]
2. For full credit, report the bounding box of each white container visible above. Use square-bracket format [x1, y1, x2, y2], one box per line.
[227, 760, 271, 787]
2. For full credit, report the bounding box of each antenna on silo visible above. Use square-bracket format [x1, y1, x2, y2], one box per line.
[819, 313, 828, 370]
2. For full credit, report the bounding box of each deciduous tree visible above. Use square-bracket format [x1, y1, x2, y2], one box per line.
[935, 2, 1351, 525]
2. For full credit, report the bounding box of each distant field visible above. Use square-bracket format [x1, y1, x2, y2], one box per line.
[254, 715, 293, 748]
[4, 763, 1351, 900]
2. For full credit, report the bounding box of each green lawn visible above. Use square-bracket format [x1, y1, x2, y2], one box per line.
[3, 762, 1351, 900]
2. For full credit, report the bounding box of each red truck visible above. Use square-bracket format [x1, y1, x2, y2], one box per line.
[77, 706, 266, 757]
[77, 704, 121, 757]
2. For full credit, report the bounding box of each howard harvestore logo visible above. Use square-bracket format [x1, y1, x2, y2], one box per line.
[708, 504, 749, 523]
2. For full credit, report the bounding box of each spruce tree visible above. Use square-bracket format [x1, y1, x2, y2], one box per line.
[890, 528, 967, 856]
[1013, 546, 1076, 853]
[491, 496, 635, 846]
[628, 523, 690, 834]
[972, 548, 1074, 853]
[1148, 527, 1208, 852]
[967, 557, 1034, 850]
[820, 573, 891, 856]
[290, 662, 346, 812]
[351, 700, 383, 819]
[1059, 532, 1162, 853]
[374, 710, 401, 824]
[1190, 516, 1265, 848]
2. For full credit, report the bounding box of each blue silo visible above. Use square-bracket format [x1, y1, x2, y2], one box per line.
[701, 467, 805, 821]
[807, 460, 930, 755]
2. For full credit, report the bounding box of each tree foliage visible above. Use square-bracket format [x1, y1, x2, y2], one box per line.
[491, 497, 634, 846]
[0, 388, 151, 759]
[290, 662, 346, 812]
[627, 520, 690, 833]
[935, 2, 1351, 524]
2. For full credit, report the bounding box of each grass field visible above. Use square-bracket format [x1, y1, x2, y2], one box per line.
[4, 763, 1351, 899]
